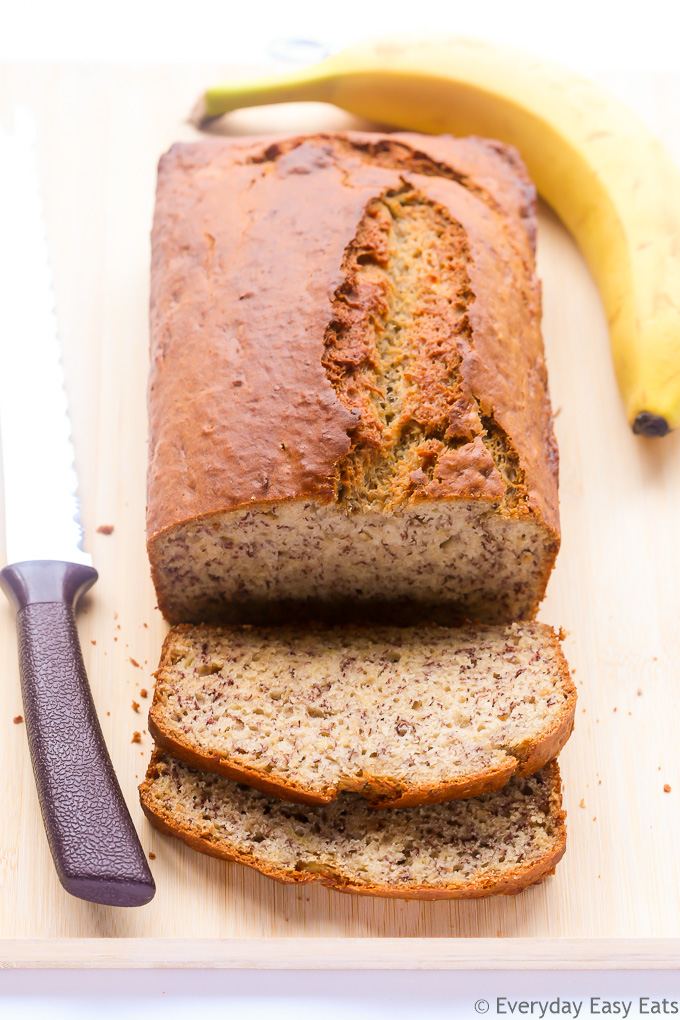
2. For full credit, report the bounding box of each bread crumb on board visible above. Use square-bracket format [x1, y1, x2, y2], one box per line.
[148, 852, 156, 860]
[132, 701, 140, 713]
[130, 657, 141, 668]
[13, 715, 23, 725]
[131, 731, 142, 744]
[97, 524, 114, 535]
[664, 784, 672, 793]
[140, 688, 149, 699]
[579, 799, 586, 808]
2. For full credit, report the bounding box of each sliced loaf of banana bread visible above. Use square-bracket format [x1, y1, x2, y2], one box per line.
[148, 621, 575, 808]
[140, 752, 566, 899]
[148, 132, 559, 626]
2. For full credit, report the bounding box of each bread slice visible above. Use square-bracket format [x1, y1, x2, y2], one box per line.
[148, 621, 575, 809]
[140, 751, 566, 899]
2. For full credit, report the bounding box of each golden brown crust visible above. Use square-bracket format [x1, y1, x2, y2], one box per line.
[139, 753, 566, 900]
[147, 622, 576, 809]
[147, 131, 559, 549]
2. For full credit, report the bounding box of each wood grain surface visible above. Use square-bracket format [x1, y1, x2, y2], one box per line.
[1, 63, 679, 967]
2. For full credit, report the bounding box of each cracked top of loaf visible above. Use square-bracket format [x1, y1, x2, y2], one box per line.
[147, 131, 558, 543]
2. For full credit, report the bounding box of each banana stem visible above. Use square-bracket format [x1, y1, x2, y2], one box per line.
[194, 68, 335, 124]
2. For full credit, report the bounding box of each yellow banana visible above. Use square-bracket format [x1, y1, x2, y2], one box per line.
[195, 36, 680, 436]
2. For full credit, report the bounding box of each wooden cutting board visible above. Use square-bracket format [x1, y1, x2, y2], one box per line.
[1, 63, 680, 969]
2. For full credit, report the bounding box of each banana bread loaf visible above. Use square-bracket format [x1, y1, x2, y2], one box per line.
[148, 131, 559, 624]
[148, 621, 575, 808]
[140, 752, 566, 899]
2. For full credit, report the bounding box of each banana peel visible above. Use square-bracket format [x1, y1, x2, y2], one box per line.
[193, 36, 680, 437]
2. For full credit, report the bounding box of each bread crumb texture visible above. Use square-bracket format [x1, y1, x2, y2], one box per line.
[149, 621, 575, 807]
[324, 183, 528, 514]
[140, 752, 566, 899]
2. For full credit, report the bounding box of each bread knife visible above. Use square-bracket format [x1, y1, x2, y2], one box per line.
[0, 109, 155, 907]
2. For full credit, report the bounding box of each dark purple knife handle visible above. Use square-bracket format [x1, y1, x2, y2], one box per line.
[0, 560, 155, 907]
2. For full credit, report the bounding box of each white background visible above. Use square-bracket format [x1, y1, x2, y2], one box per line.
[2, 0, 680, 1011]
[2, 969, 680, 1018]
[2, 0, 680, 71]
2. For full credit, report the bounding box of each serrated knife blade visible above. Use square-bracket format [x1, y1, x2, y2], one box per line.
[0, 109, 154, 907]
[0, 108, 89, 566]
